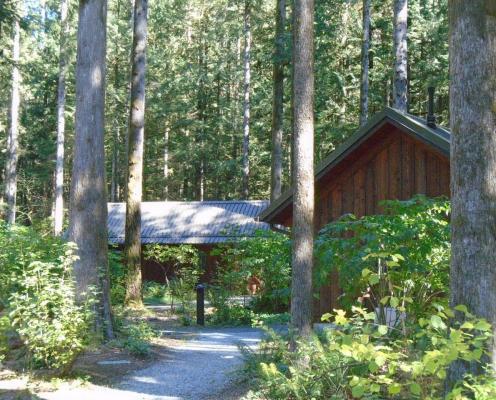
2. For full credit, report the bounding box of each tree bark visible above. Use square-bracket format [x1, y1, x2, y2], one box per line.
[4, 16, 20, 225]
[291, 0, 314, 345]
[53, 0, 69, 235]
[110, 123, 120, 202]
[359, 0, 371, 126]
[69, 0, 114, 339]
[270, 0, 285, 203]
[163, 126, 169, 201]
[241, 0, 251, 200]
[124, 0, 148, 306]
[446, 0, 496, 388]
[392, 0, 407, 112]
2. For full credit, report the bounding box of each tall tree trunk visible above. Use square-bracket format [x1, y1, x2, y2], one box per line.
[4, 16, 20, 225]
[110, 123, 120, 202]
[359, 0, 371, 126]
[270, 0, 285, 203]
[291, 0, 314, 345]
[241, 0, 251, 200]
[69, 0, 114, 339]
[163, 126, 169, 200]
[124, 0, 148, 306]
[110, 0, 122, 203]
[446, 0, 496, 388]
[53, 0, 69, 235]
[392, 0, 407, 112]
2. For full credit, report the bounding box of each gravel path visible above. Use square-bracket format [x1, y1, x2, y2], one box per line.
[37, 326, 262, 400]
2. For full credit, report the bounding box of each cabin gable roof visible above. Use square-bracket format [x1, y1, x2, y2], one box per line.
[259, 107, 451, 223]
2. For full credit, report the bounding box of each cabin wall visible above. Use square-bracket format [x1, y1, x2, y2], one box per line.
[140, 244, 221, 284]
[314, 128, 450, 317]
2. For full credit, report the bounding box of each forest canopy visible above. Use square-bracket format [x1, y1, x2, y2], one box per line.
[0, 0, 448, 222]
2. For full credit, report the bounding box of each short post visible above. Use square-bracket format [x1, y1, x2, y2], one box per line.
[196, 284, 205, 326]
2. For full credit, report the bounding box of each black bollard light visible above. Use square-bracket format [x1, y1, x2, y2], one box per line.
[196, 284, 205, 326]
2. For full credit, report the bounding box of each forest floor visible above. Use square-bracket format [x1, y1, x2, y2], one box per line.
[0, 308, 262, 400]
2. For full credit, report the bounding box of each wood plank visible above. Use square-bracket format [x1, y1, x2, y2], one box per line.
[439, 160, 450, 197]
[365, 161, 375, 214]
[388, 138, 401, 200]
[375, 148, 389, 212]
[331, 186, 342, 220]
[414, 144, 427, 195]
[354, 168, 366, 217]
[426, 153, 440, 197]
[342, 174, 355, 214]
[400, 135, 415, 200]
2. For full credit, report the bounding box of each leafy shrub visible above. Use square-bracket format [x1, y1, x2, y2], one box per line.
[143, 244, 201, 321]
[109, 248, 127, 305]
[213, 230, 291, 314]
[251, 312, 291, 327]
[248, 306, 494, 400]
[0, 222, 69, 308]
[120, 321, 156, 357]
[143, 281, 169, 302]
[143, 244, 200, 284]
[0, 315, 10, 363]
[9, 248, 92, 371]
[208, 296, 254, 326]
[316, 195, 450, 321]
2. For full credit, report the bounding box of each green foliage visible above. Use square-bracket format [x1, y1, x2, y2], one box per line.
[316, 196, 450, 320]
[0, 222, 71, 308]
[119, 321, 157, 357]
[9, 246, 92, 371]
[109, 248, 127, 306]
[247, 306, 494, 400]
[0, 223, 92, 371]
[144, 244, 201, 323]
[207, 289, 254, 326]
[0, 315, 10, 363]
[143, 281, 169, 303]
[214, 230, 291, 313]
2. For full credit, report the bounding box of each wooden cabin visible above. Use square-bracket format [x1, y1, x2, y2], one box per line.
[107, 200, 269, 282]
[259, 107, 451, 318]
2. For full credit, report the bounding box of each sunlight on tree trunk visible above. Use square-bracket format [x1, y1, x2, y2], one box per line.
[4, 16, 21, 225]
[69, 0, 114, 339]
[270, 0, 285, 203]
[291, 0, 315, 348]
[359, 0, 371, 126]
[125, 0, 148, 306]
[242, 0, 251, 200]
[393, 0, 407, 112]
[446, 0, 496, 390]
[53, 0, 69, 235]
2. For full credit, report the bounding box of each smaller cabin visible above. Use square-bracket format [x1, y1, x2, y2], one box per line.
[259, 107, 451, 317]
[108, 200, 269, 282]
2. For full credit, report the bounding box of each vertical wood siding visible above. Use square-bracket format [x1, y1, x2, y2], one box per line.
[314, 128, 450, 317]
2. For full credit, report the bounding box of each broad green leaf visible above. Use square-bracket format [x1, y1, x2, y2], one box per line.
[410, 382, 421, 396]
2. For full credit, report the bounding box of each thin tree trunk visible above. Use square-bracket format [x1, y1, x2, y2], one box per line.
[53, 0, 69, 235]
[291, 0, 314, 345]
[110, 123, 120, 202]
[4, 16, 20, 225]
[270, 0, 285, 203]
[392, 0, 407, 112]
[163, 126, 169, 200]
[69, 0, 114, 339]
[359, 0, 371, 126]
[446, 0, 496, 389]
[124, 0, 148, 306]
[241, 0, 251, 200]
